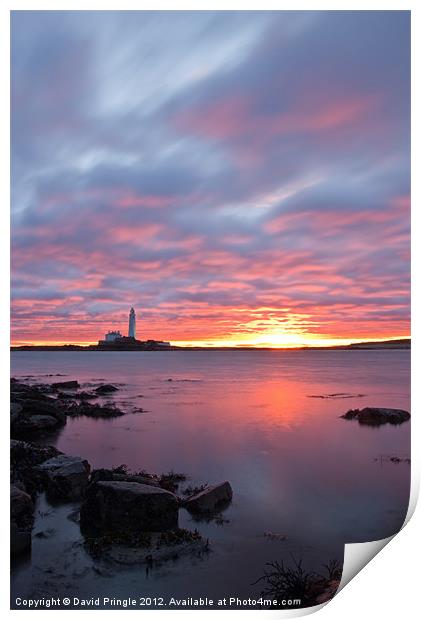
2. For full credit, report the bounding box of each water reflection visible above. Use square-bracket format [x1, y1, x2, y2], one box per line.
[11, 350, 410, 608]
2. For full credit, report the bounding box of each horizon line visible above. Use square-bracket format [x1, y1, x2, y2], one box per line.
[10, 335, 411, 349]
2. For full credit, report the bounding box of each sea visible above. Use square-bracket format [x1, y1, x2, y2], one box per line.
[10, 349, 411, 609]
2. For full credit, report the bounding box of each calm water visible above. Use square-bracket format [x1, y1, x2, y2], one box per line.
[11, 350, 410, 608]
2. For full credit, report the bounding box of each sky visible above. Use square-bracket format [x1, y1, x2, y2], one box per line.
[11, 10, 410, 347]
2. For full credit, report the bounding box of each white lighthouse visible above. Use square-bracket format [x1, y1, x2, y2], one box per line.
[128, 307, 136, 339]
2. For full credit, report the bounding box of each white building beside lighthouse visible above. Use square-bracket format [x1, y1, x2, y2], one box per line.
[105, 330, 122, 342]
[128, 307, 136, 339]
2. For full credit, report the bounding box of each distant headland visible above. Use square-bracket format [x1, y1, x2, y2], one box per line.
[11, 340, 410, 353]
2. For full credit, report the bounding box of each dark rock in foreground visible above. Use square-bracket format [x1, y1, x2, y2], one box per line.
[341, 407, 410, 426]
[51, 380, 80, 390]
[95, 384, 118, 394]
[35, 455, 91, 500]
[184, 481, 233, 513]
[11, 439, 63, 492]
[80, 481, 179, 533]
[10, 377, 125, 431]
[11, 440, 62, 472]
[11, 485, 34, 556]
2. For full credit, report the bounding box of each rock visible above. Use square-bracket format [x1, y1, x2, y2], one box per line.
[11, 391, 66, 437]
[80, 481, 179, 533]
[11, 485, 34, 526]
[95, 384, 118, 394]
[11, 485, 34, 556]
[11, 402, 23, 415]
[11, 440, 62, 470]
[11, 439, 63, 495]
[19, 398, 66, 423]
[159, 471, 187, 492]
[341, 407, 410, 426]
[51, 380, 80, 389]
[10, 402, 22, 424]
[66, 401, 125, 418]
[11, 381, 54, 400]
[90, 468, 160, 487]
[184, 481, 233, 513]
[15, 414, 61, 434]
[35, 455, 90, 500]
[20, 397, 57, 413]
[112, 473, 160, 487]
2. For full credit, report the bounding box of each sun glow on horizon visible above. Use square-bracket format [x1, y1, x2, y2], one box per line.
[11, 334, 410, 349]
[170, 334, 410, 348]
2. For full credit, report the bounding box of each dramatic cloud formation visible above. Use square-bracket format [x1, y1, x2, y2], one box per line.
[11, 11, 410, 346]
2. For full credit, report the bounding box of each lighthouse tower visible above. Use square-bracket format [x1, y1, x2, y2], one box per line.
[128, 307, 136, 339]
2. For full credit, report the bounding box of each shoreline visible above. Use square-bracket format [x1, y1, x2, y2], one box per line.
[10, 339, 411, 352]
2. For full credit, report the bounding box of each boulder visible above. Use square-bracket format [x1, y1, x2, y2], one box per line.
[10, 379, 66, 438]
[35, 455, 90, 500]
[184, 481, 233, 513]
[11, 440, 62, 470]
[19, 397, 66, 423]
[341, 407, 410, 426]
[11, 393, 66, 437]
[95, 384, 118, 394]
[80, 481, 179, 533]
[15, 414, 61, 434]
[51, 380, 80, 390]
[10, 485, 34, 556]
[11, 440, 63, 494]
